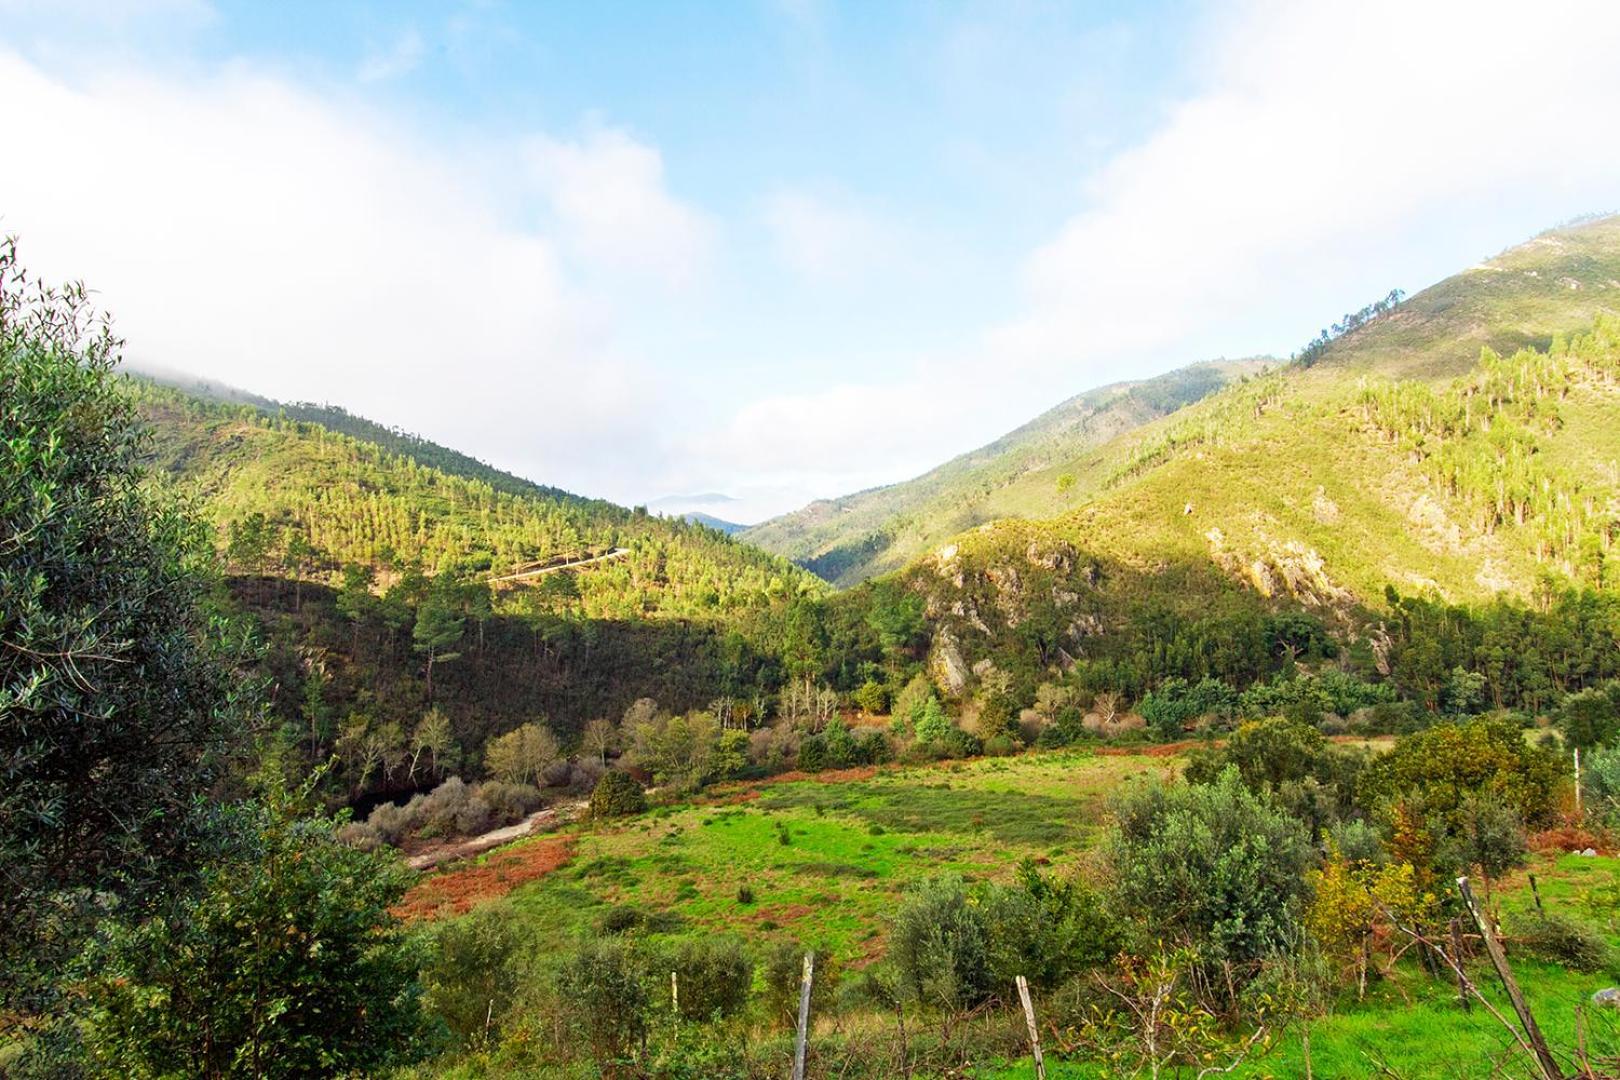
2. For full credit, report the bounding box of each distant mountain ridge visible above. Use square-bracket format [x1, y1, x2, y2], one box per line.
[742, 358, 1271, 585]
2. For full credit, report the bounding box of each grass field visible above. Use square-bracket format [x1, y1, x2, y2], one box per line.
[452, 750, 1178, 965]
[406, 748, 1620, 1078]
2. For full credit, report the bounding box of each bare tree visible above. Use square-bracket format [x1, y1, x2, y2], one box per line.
[582, 718, 618, 767]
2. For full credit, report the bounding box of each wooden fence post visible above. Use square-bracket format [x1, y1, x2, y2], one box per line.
[1458, 876, 1563, 1080]
[1015, 975, 1046, 1080]
[1448, 918, 1470, 1012]
[792, 951, 815, 1080]
[671, 970, 679, 1016]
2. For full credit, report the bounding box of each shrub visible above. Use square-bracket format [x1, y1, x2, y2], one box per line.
[912, 696, 952, 744]
[889, 876, 992, 1012]
[591, 769, 648, 820]
[1359, 718, 1563, 842]
[668, 937, 753, 1021]
[556, 937, 649, 1063]
[1109, 768, 1313, 971]
[983, 733, 1021, 757]
[938, 725, 983, 760]
[760, 940, 838, 1028]
[599, 905, 645, 935]
[1505, 912, 1614, 972]
[423, 901, 529, 1048]
[1584, 744, 1620, 825]
[980, 861, 1121, 990]
[83, 793, 427, 1076]
[1560, 681, 1620, 750]
[854, 679, 889, 715]
[736, 885, 755, 905]
[475, 781, 544, 823]
[1183, 716, 1364, 834]
[1447, 795, 1527, 895]
[1140, 677, 1238, 739]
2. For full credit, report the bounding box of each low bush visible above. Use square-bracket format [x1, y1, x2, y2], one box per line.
[1506, 912, 1614, 972]
[423, 901, 530, 1048]
[556, 937, 649, 1063]
[1109, 768, 1314, 973]
[591, 769, 648, 819]
[667, 937, 753, 1021]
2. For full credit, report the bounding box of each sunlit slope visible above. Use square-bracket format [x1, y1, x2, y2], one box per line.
[742, 360, 1269, 586]
[132, 380, 822, 620]
[899, 310, 1620, 675]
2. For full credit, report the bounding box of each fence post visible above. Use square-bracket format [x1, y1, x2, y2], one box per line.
[1015, 975, 1046, 1080]
[792, 951, 815, 1080]
[1448, 918, 1471, 1012]
[1458, 876, 1563, 1080]
[671, 970, 679, 1016]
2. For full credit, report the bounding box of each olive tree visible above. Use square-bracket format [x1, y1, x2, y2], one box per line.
[1, 239, 253, 1009]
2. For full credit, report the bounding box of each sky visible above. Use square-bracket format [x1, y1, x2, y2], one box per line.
[3, 1, 1620, 524]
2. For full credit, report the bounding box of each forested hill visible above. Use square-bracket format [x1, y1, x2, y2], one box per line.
[129, 366, 577, 502]
[742, 359, 1270, 585]
[131, 378, 821, 620]
[888, 217, 1620, 699]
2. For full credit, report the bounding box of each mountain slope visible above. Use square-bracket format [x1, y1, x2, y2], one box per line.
[125, 377, 830, 801]
[891, 216, 1620, 694]
[743, 359, 1270, 585]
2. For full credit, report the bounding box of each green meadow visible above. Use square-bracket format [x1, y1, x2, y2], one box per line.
[498, 750, 1176, 963]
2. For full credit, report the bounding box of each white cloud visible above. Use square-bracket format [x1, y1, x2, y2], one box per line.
[0, 48, 702, 501]
[357, 28, 424, 83]
[702, 0, 1620, 512]
[526, 128, 715, 288]
[760, 188, 895, 281]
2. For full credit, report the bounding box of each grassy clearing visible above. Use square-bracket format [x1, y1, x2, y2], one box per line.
[470, 750, 1174, 964]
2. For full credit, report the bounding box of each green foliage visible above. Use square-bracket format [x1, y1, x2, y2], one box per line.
[912, 695, 951, 744]
[979, 860, 1121, 991]
[422, 901, 530, 1049]
[1448, 795, 1528, 891]
[1139, 676, 1237, 739]
[1109, 768, 1314, 970]
[1504, 911, 1615, 973]
[1183, 716, 1364, 833]
[759, 940, 837, 1028]
[591, 769, 648, 819]
[82, 786, 427, 1077]
[555, 937, 649, 1064]
[1, 239, 252, 1009]
[1584, 743, 1620, 825]
[1359, 717, 1563, 840]
[888, 876, 993, 1012]
[1559, 680, 1620, 750]
[667, 937, 752, 1021]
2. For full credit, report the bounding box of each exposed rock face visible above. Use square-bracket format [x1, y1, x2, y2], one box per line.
[930, 627, 971, 696]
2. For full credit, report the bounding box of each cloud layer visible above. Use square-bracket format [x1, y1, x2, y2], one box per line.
[4, 1, 1620, 524]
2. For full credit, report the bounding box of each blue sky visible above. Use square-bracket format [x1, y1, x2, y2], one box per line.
[4, 1, 1620, 521]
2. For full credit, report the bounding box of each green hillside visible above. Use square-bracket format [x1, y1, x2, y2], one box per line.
[742, 359, 1269, 585]
[892, 217, 1620, 697]
[125, 380, 832, 803]
[133, 379, 819, 618]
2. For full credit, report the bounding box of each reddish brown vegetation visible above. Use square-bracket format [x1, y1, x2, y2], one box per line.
[394, 835, 576, 921]
[1528, 824, 1612, 856]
